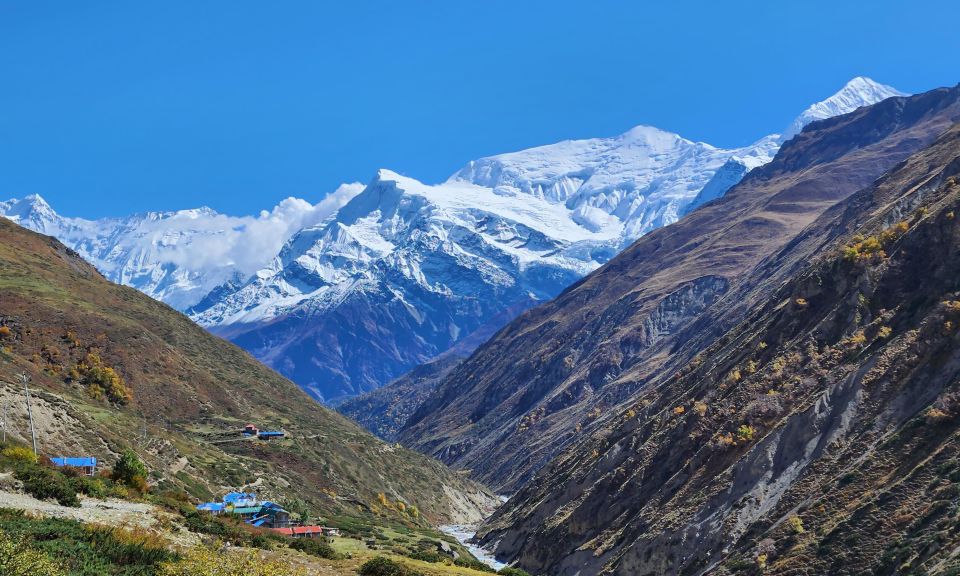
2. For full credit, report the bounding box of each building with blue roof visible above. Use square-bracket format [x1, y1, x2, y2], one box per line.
[50, 457, 97, 476]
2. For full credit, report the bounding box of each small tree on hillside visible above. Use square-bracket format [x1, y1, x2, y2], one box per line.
[112, 449, 147, 490]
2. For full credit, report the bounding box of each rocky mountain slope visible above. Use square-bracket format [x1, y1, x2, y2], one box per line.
[399, 85, 960, 496]
[0, 217, 495, 527]
[2, 79, 903, 403]
[477, 98, 960, 576]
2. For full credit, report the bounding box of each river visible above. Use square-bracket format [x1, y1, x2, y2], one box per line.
[439, 523, 507, 571]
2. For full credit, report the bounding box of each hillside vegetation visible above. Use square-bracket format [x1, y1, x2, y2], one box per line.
[0, 217, 495, 531]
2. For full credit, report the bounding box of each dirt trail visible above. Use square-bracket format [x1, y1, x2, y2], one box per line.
[0, 475, 200, 546]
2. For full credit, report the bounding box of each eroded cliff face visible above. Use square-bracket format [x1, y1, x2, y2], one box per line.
[479, 121, 960, 575]
[401, 86, 960, 494]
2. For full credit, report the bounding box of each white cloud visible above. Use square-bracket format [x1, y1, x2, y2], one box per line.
[153, 183, 365, 276]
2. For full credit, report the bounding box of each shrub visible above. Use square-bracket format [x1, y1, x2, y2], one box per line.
[787, 515, 805, 534]
[84, 525, 172, 566]
[289, 537, 339, 559]
[499, 568, 534, 576]
[160, 546, 304, 576]
[407, 549, 442, 563]
[13, 464, 79, 507]
[0, 529, 64, 576]
[358, 556, 423, 576]
[71, 476, 108, 499]
[111, 449, 147, 489]
[2, 447, 38, 465]
[736, 425, 756, 443]
[0, 509, 173, 574]
[73, 353, 132, 405]
[756, 553, 768, 570]
[455, 556, 497, 572]
[0, 326, 11, 340]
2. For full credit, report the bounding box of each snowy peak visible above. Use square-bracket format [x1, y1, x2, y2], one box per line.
[0, 185, 363, 310]
[782, 76, 907, 140]
[0, 77, 909, 402]
[0, 194, 62, 232]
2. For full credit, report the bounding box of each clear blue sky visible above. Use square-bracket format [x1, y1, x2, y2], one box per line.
[1, 1, 957, 218]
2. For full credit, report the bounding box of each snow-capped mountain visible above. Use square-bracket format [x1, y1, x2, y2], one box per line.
[0, 185, 362, 310]
[188, 78, 905, 402]
[1, 77, 905, 403]
[782, 76, 907, 141]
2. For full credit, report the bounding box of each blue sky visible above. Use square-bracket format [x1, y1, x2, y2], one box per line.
[0, 1, 957, 218]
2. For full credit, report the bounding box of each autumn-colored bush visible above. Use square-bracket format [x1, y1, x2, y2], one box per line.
[842, 221, 908, 263]
[0, 528, 64, 576]
[160, 546, 304, 576]
[73, 352, 131, 405]
[1, 447, 38, 465]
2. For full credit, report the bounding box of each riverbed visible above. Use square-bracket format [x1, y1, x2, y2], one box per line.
[439, 524, 506, 571]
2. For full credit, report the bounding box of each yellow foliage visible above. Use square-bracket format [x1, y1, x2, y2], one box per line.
[73, 353, 131, 405]
[758, 341, 768, 350]
[625, 409, 636, 419]
[756, 553, 768, 570]
[693, 401, 707, 417]
[745, 360, 758, 375]
[672, 406, 685, 416]
[944, 300, 960, 314]
[787, 515, 805, 534]
[736, 424, 756, 443]
[0, 326, 11, 339]
[0, 529, 64, 576]
[843, 222, 908, 263]
[877, 326, 892, 339]
[1, 447, 37, 464]
[925, 407, 951, 423]
[715, 433, 736, 449]
[160, 546, 305, 576]
[376, 492, 394, 511]
[794, 298, 808, 306]
[847, 331, 867, 347]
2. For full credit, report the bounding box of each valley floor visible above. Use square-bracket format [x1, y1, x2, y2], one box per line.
[0, 478, 507, 576]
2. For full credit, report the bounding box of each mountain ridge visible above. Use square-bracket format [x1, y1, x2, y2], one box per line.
[477, 91, 960, 575]
[398, 84, 960, 494]
[1, 78, 904, 403]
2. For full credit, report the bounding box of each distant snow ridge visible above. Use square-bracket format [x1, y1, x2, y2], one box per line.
[782, 76, 907, 141]
[0, 77, 906, 402]
[0, 185, 363, 310]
